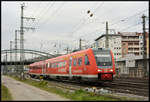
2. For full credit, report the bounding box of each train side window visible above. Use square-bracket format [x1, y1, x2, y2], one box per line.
[61, 62, 63, 67]
[55, 63, 58, 68]
[85, 55, 90, 65]
[63, 62, 66, 67]
[52, 63, 54, 68]
[54, 63, 56, 68]
[58, 62, 60, 68]
[49, 63, 51, 68]
[57, 62, 59, 68]
[46, 63, 48, 68]
[53, 63, 55, 68]
[73, 59, 77, 66]
[61, 62, 64, 67]
[78, 57, 82, 66]
[59, 62, 61, 68]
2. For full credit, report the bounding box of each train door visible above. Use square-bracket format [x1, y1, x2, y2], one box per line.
[42, 61, 46, 75]
[84, 54, 90, 74]
[69, 57, 72, 78]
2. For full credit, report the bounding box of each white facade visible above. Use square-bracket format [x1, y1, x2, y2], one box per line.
[95, 35, 122, 60]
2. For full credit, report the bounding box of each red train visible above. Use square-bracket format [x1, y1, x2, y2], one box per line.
[28, 48, 115, 82]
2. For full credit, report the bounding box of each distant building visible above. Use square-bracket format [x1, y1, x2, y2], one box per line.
[91, 42, 97, 48]
[94, 34, 122, 60]
[118, 32, 149, 57]
[93, 32, 149, 60]
[118, 32, 140, 57]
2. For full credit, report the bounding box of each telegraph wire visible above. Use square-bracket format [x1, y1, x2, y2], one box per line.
[111, 9, 148, 26]
[30, 2, 44, 18]
[39, 2, 65, 28]
[119, 22, 142, 32]
[93, 2, 104, 13]
[36, 2, 55, 25]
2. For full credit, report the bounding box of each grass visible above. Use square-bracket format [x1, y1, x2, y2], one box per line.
[7, 75, 141, 101]
[1, 84, 13, 101]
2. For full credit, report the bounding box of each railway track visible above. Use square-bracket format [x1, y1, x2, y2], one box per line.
[113, 77, 149, 83]
[101, 77, 149, 97]
[30, 77, 149, 97]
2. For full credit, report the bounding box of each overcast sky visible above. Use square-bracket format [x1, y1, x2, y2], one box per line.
[2, 1, 149, 56]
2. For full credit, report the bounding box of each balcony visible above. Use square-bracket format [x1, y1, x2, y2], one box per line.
[128, 45, 139, 48]
[122, 39, 139, 41]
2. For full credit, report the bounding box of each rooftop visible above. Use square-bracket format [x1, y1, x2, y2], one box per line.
[95, 34, 121, 41]
[118, 32, 149, 37]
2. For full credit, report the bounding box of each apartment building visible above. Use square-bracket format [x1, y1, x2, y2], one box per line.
[137, 32, 149, 56]
[118, 32, 149, 57]
[93, 32, 149, 60]
[118, 32, 140, 57]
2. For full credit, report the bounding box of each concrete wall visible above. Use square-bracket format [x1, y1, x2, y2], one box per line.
[116, 58, 149, 78]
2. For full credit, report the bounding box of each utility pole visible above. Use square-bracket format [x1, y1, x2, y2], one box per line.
[15, 30, 20, 62]
[15, 30, 20, 76]
[15, 30, 17, 62]
[106, 21, 109, 48]
[5, 52, 8, 75]
[20, 3, 24, 79]
[64, 47, 69, 54]
[20, 3, 35, 80]
[79, 38, 82, 50]
[10, 41, 13, 62]
[142, 14, 147, 77]
[10, 40, 13, 75]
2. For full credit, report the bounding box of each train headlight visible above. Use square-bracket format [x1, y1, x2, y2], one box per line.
[110, 69, 113, 72]
[98, 69, 102, 72]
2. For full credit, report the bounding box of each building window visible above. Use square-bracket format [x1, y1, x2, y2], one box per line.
[122, 43, 126, 46]
[134, 42, 139, 45]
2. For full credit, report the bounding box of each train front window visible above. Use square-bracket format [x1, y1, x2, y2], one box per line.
[93, 50, 112, 68]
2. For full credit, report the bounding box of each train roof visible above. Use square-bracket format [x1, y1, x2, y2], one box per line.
[45, 48, 92, 62]
[29, 48, 111, 66]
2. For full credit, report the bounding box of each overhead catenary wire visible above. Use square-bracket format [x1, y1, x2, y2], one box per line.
[70, 2, 105, 36]
[80, 8, 149, 40]
[39, 2, 65, 28]
[69, 3, 102, 35]
[119, 22, 142, 32]
[110, 9, 148, 26]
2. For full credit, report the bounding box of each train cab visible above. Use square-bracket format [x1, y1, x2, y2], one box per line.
[92, 48, 115, 81]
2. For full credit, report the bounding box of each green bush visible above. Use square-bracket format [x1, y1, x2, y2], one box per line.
[38, 81, 48, 87]
[1, 84, 12, 101]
